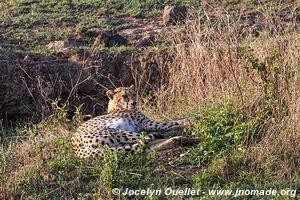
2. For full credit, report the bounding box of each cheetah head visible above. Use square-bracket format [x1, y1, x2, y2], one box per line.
[106, 85, 137, 113]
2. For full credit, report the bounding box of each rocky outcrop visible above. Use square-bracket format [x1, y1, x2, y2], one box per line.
[163, 5, 187, 25]
[0, 51, 161, 125]
[93, 31, 128, 47]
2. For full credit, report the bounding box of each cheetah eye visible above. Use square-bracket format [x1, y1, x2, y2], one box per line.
[122, 95, 128, 99]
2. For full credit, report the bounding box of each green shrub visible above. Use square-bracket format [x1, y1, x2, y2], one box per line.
[180, 106, 248, 165]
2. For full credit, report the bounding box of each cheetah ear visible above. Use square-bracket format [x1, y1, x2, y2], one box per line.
[106, 90, 115, 100]
[129, 85, 134, 90]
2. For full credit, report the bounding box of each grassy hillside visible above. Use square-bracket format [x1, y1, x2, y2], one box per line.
[0, 0, 188, 59]
[1, 0, 300, 199]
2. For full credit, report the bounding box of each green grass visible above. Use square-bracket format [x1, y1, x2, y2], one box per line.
[1, 0, 236, 60]
[0, 0, 188, 58]
[2, 101, 298, 199]
[0, 102, 173, 199]
[0, 0, 295, 58]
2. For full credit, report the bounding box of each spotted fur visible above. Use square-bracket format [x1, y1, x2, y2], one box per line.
[71, 85, 189, 159]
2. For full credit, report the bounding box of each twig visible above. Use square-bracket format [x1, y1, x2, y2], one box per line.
[17, 64, 33, 80]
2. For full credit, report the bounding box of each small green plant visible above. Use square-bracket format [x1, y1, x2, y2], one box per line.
[47, 99, 69, 123]
[178, 106, 248, 165]
[245, 52, 280, 101]
[244, 50, 290, 142]
[245, 48, 290, 109]
[100, 146, 120, 192]
[96, 134, 158, 198]
[73, 104, 92, 124]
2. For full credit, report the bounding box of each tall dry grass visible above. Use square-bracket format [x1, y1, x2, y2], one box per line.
[148, 7, 300, 180]
[152, 18, 258, 115]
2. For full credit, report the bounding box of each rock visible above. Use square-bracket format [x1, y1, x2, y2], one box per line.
[47, 40, 73, 53]
[93, 32, 128, 47]
[163, 5, 187, 26]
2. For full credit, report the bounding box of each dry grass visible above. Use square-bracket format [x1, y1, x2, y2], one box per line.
[247, 64, 300, 182]
[150, 19, 257, 116]
[0, 125, 71, 198]
[145, 7, 300, 181]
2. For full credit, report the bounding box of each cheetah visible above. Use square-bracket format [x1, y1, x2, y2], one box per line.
[71, 85, 192, 159]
